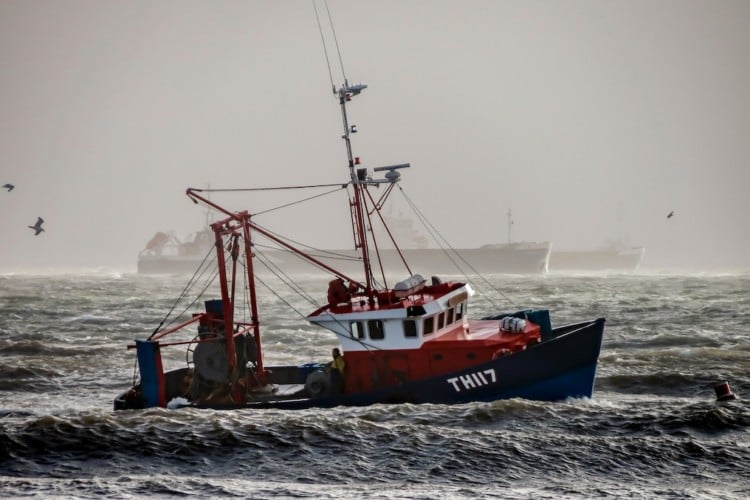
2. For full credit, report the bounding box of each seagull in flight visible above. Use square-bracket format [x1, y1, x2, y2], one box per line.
[2, 183, 13, 192]
[28, 217, 45, 236]
[667, 211, 674, 219]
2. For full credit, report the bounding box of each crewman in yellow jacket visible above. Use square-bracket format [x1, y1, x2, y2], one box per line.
[329, 348, 346, 393]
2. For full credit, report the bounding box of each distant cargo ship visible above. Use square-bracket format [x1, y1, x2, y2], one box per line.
[264, 241, 551, 277]
[549, 242, 645, 272]
[138, 211, 551, 275]
[137, 229, 214, 274]
[264, 210, 550, 276]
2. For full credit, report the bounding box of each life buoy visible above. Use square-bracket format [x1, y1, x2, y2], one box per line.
[305, 370, 329, 398]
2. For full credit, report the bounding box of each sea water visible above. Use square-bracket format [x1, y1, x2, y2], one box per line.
[1, 271, 749, 498]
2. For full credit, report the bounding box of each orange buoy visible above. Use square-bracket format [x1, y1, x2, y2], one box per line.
[714, 381, 737, 402]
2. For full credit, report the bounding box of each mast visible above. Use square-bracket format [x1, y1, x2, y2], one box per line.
[335, 81, 374, 293]
[185, 190, 266, 387]
[212, 221, 237, 376]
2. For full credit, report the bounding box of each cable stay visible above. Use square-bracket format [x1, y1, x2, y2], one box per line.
[395, 186, 517, 311]
[247, 248, 385, 353]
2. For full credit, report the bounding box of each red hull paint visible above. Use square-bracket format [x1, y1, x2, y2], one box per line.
[341, 320, 541, 394]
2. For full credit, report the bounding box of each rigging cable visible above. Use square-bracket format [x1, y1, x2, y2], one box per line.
[148, 243, 217, 339]
[254, 245, 320, 305]
[255, 240, 362, 263]
[323, 0, 348, 83]
[195, 183, 346, 192]
[252, 185, 347, 217]
[161, 252, 221, 332]
[196, 184, 347, 218]
[397, 186, 518, 311]
[312, 0, 335, 91]
[250, 248, 383, 352]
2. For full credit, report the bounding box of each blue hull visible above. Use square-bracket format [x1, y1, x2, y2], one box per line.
[234, 317, 605, 410]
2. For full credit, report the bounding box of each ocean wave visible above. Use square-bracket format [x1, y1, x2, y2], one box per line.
[65, 314, 115, 324]
[0, 340, 99, 357]
[0, 364, 61, 380]
[1, 402, 748, 489]
[598, 370, 748, 396]
[1, 272, 749, 497]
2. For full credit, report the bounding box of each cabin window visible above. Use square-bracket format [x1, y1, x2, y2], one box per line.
[423, 316, 434, 336]
[404, 319, 417, 338]
[350, 321, 365, 339]
[368, 320, 385, 340]
[447, 308, 455, 324]
[456, 302, 465, 321]
[437, 313, 445, 330]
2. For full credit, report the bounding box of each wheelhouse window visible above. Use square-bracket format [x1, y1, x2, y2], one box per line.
[350, 321, 365, 339]
[368, 319, 385, 340]
[456, 302, 465, 321]
[423, 316, 434, 336]
[447, 308, 455, 324]
[404, 319, 417, 338]
[437, 312, 445, 330]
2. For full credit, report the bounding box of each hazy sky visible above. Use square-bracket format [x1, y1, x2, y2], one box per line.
[1, 0, 748, 272]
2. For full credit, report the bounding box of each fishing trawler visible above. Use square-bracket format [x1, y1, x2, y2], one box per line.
[114, 79, 605, 411]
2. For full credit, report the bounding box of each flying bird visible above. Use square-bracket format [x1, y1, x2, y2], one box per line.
[667, 211, 674, 219]
[2, 183, 13, 192]
[28, 217, 45, 236]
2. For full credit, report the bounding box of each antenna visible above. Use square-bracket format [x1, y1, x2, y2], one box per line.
[314, 1, 415, 293]
[312, 0, 335, 91]
[323, 0, 348, 83]
[313, 0, 347, 92]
